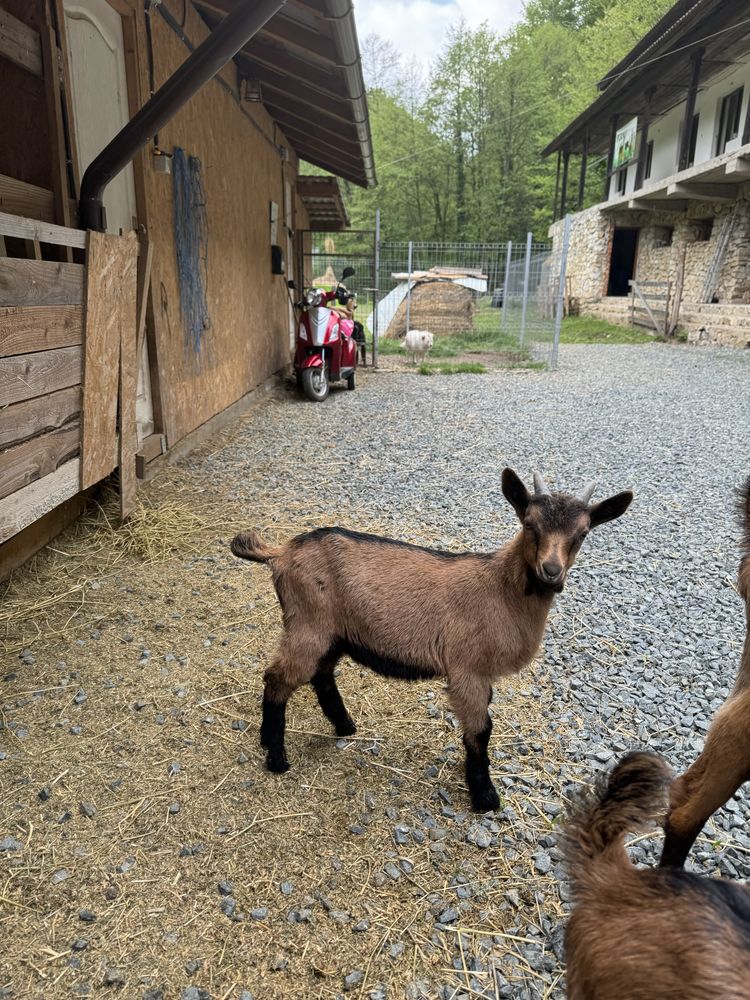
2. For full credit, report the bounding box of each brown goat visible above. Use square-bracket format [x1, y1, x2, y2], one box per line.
[230, 468, 632, 811]
[562, 752, 750, 999]
[660, 475, 750, 867]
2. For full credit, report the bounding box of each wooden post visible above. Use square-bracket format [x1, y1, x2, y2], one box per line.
[553, 150, 561, 221]
[743, 82, 750, 145]
[678, 49, 704, 171]
[560, 146, 570, 218]
[603, 114, 619, 200]
[577, 131, 589, 210]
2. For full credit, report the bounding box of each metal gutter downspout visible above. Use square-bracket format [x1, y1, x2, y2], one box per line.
[324, 0, 376, 188]
[78, 0, 286, 231]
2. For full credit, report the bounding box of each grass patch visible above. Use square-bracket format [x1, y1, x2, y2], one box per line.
[418, 361, 488, 375]
[560, 315, 654, 344]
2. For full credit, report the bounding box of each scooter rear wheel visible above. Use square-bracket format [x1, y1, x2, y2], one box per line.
[301, 366, 329, 401]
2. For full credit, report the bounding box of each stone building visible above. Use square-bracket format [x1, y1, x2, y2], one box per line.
[545, 0, 750, 345]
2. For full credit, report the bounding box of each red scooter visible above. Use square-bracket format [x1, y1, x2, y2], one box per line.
[290, 266, 358, 402]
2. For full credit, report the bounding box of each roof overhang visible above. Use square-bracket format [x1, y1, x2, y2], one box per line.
[543, 0, 750, 157]
[193, 0, 376, 188]
[297, 175, 350, 230]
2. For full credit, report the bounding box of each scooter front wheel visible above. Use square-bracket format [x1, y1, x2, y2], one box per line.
[301, 366, 329, 401]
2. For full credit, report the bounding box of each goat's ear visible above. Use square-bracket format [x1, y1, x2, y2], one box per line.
[502, 467, 530, 520]
[589, 490, 633, 528]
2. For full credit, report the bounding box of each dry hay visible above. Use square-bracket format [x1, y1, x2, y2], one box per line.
[386, 282, 476, 340]
[0, 396, 576, 1000]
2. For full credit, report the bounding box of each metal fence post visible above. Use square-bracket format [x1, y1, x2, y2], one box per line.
[519, 231, 532, 345]
[405, 240, 413, 334]
[500, 240, 512, 331]
[373, 208, 380, 368]
[551, 214, 572, 371]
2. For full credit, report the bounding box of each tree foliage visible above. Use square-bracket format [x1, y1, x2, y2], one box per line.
[321, 0, 673, 241]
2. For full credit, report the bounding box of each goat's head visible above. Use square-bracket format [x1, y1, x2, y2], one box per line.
[501, 468, 633, 593]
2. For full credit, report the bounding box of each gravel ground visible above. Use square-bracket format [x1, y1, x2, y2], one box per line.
[2, 342, 749, 1000]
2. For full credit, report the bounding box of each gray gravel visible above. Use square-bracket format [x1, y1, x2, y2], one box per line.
[199, 344, 750, 995]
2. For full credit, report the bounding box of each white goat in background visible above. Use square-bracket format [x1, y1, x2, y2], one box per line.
[403, 329, 434, 364]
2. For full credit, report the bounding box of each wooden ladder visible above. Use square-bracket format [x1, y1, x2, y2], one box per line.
[701, 205, 739, 303]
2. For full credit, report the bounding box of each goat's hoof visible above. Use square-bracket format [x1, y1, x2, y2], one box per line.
[471, 786, 500, 812]
[266, 752, 290, 774]
[335, 716, 357, 737]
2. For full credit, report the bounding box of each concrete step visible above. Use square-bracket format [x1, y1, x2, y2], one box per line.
[683, 302, 750, 314]
[681, 311, 750, 327]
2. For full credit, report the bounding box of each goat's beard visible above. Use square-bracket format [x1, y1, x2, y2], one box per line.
[525, 567, 565, 597]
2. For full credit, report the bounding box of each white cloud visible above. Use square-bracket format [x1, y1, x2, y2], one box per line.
[353, 0, 525, 70]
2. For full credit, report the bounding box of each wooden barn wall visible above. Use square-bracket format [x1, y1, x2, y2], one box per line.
[125, 0, 307, 447]
[0, 1, 52, 190]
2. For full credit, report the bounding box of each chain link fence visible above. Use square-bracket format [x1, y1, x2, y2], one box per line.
[298, 219, 572, 370]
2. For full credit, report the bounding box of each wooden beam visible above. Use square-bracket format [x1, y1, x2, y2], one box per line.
[0, 488, 88, 580]
[604, 114, 619, 200]
[0, 258, 84, 307]
[0, 211, 86, 249]
[0, 385, 80, 451]
[120, 239, 150, 519]
[553, 150, 561, 221]
[135, 432, 165, 479]
[0, 305, 82, 355]
[0, 346, 82, 407]
[41, 13, 74, 234]
[0, 174, 55, 222]
[678, 48, 704, 172]
[0, 423, 80, 501]
[0, 457, 80, 545]
[0, 7, 43, 77]
[560, 147, 570, 217]
[667, 182, 739, 202]
[577, 132, 589, 210]
[634, 88, 655, 192]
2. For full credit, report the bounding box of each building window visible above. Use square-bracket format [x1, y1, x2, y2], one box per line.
[653, 226, 673, 248]
[687, 113, 699, 167]
[644, 140, 654, 180]
[616, 167, 627, 196]
[716, 87, 744, 155]
[692, 218, 713, 242]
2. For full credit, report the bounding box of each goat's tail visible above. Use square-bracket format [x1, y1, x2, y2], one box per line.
[560, 752, 672, 897]
[230, 530, 280, 564]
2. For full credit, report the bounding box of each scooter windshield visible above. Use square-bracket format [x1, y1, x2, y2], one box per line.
[309, 306, 332, 346]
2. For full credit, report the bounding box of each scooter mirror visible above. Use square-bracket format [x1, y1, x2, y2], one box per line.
[342, 266, 355, 280]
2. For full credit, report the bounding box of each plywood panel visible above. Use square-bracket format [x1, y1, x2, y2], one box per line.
[0, 421, 80, 500]
[0, 305, 82, 355]
[0, 346, 81, 406]
[0, 258, 84, 306]
[0, 384, 80, 451]
[0, 173, 55, 221]
[81, 230, 137, 490]
[0, 456, 80, 544]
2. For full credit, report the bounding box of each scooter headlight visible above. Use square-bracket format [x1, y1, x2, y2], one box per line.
[305, 289, 324, 307]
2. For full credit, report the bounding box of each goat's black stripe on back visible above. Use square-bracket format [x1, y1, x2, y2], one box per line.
[334, 638, 439, 682]
[295, 526, 492, 561]
[656, 869, 750, 946]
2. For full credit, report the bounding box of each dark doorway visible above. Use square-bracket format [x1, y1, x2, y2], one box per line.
[608, 228, 639, 296]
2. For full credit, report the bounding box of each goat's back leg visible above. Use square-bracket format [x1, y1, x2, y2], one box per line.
[448, 676, 499, 812]
[311, 646, 356, 737]
[661, 691, 750, 866]
[261, 633, 331, 773]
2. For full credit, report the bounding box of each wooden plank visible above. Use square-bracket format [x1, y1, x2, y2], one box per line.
[0, 258, 84, 307]
[0, 305, 82, 355]
[81, 231, 138, 490]
[0, 457, 80, 545]
[0, 7, 43, 77]
[0, 422, 80, 500]
[135, 432, 165, 479]
[0, 488, 88, 581]
[0, 385, 80, 450]
[135, 238, 153, 361]
[0, 174, 55, 221]
[0, 346, 81, 407]
[0, 211, 86, 249]
[40, 15, 73, 236]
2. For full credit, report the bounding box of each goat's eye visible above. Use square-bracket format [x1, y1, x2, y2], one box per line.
[579, 529, 589, 541]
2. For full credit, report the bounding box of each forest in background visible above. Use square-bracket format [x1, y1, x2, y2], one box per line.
[315, 0, 674, 242]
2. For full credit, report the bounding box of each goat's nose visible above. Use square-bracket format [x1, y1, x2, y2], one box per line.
[542, 560, 563, 579]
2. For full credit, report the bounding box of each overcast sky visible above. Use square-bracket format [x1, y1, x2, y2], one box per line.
[354, 0, 526, 69]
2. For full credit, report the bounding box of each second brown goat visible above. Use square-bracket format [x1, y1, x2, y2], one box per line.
[231, 468, 632, 811]
[661, 475, 750, 867]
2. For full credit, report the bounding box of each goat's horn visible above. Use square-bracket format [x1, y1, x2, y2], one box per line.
[533, 471, 550, 495]
[577, 481, 597, 504]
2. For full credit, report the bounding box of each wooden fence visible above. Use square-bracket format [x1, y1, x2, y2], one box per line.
[629, 279, 672, 336]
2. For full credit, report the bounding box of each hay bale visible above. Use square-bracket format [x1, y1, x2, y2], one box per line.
[386, 279, 476, 338]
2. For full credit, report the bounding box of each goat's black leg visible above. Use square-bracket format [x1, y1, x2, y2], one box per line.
[311, 649, 356, 736]
[464, 715, 500, 812]
[261, 669, 295, 773]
